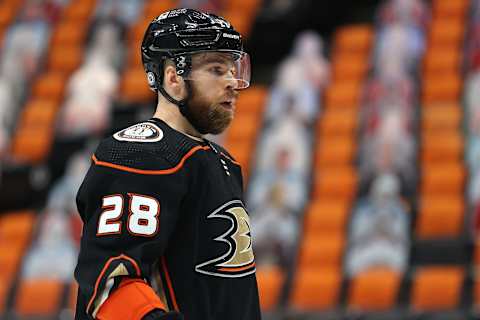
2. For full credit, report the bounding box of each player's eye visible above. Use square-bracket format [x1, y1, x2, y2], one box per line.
[209, 65, 227, 76]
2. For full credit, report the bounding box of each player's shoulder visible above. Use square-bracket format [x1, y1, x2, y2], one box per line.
[93, 118, 207, 172]
[207, 140, 240, 166]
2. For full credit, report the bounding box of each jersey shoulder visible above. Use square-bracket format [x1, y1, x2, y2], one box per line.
[208, 141, 240, 166]
[93, 119, 206, 171]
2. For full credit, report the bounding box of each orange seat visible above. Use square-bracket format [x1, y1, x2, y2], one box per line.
[143, 1, 178, 20]
[0, 242, 24, 280]
[0, 3, 17, 26]
[50, 20, 88, 46]
[422, 72, 462, 105]
[324, 81, 362, 109]
[19, 98, 59, 129]
[127, 42, 142, 68]
[315, 136, 356, 166]
[225, 113, 260, 143]
[225, 0, 261, 16]
[223, 139, 252, 180]
[423, 48, 461, 75]
[303, 199, 350, 235]
[334, 25, 373, 54]
[432, 0, 468, 19]
[47, 44, 84, 74]
[0, 278, 10, 314]
[31, 72, 68, 101]
[317, 109, 358, 138]
[331, 54, 369, 82]
[119, 66, 155, 103]
[428, 19, 465, 48]
[15, 278, 64, 317]
[411, 266, 464, 311]
[256, 265, 284, 311]
[297, 234, 345, 268]
[421, 103, 462, 131]
[421, 132, 463, 163]
[128, 18, 152, 46]
[221, 11, 253, 37]
[0, 210, 36, 246]
[10, 127, 54, 163]
[421, 162, 465, 194]
[62, 0, 96, 22]
[348, 267, 401, 311]
[313, 166, 358, 200]
[236, 86, 267, 115]
[69, 280, 79, 312]
[290, 267, 341, 310]
[416, 194, 464, 238]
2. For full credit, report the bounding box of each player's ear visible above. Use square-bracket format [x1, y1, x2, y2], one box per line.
[163, 60, 186, 100]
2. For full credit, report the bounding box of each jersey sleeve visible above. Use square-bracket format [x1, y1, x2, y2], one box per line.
[74, 151, 189, 319]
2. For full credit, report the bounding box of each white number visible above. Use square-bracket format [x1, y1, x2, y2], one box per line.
[97, 194, 159, 237]
[128, 194, 160, 236]
[97, 195, 123, 235]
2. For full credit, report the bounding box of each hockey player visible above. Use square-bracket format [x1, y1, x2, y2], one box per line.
[74, 8, 261, 320]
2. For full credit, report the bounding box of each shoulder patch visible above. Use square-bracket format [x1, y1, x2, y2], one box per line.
[113, 122, 163, 143]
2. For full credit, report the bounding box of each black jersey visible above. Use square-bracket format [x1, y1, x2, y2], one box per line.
[74, 118, 261, 320]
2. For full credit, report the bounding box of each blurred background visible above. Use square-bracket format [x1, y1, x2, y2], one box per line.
[0, 0, 476, 319]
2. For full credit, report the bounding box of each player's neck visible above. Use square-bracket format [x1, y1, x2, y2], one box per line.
[153, 99, 203, 141]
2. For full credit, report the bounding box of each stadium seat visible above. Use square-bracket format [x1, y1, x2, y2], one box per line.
[334, 25, 373, 54]
[143, 0, 178, 20]
[422, 72, 462, 105]
[421, 162, 465, 194]
[315, 136, 356, 166]
[290, 267, 341, 311]
[331, 53, 369, 82]
[317, 109, 358, 137]
[62, 0, 96, 22]
[47, 44, 84, 74]
[303, 199, 350, 235]
[0, 211, 35, 249]
[225, 113, 260, 143]
[0, 278, 9, 314]
[411, 266, 464, 311]
[0, 243, 23, 281]
[225, 0, 261, 17]
[432, 0, 469, 19]
[15, 278, 64, 317]
[324, 81, 363, 109]
[347, 267, 401, 311]
[235, 86, 267, 115]
[11, 127, 54, 163]
[19, 98, 59, 130]
[313, 166, 358, 200]
[428, 18, 465, 48]
[128, 18, 152, 47]
[297, 233, 345, 269]
[423, 48, 462, 75]
[50, 20, 89, 47]
[119, 66, 156, 103]
[256, 265, 284, 311]
[421, 132, 464, 163]
[421, 103, 462, 131]
[31, 72, 68, 102]
[222, 11, 254, 38]
[69, 280, 79, 313]
[416, 194, 464, 238]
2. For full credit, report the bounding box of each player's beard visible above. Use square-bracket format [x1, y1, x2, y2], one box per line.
[185, 81, 235, 135]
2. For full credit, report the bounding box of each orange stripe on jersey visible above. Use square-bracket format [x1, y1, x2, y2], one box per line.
[87, 254, 141, 314]
[218, 262, 256, 273]
[161, 256, 180, 312]
[92, 145, 210, 175]
[96, 278, 166, 320]
[220, 152, 241, 166]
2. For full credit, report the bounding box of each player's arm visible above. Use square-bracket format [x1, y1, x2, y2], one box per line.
[75, 159, 188, 320]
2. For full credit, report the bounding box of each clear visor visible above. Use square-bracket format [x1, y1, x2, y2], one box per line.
[182, 50, 251, 89]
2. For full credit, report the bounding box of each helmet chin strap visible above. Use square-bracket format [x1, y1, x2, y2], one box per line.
[158, 81, 210, 135]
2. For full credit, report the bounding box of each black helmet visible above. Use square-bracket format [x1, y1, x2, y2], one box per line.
[141, 8, 251, 96]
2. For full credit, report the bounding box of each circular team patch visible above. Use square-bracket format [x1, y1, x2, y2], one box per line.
[113, 122, 163, 142]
